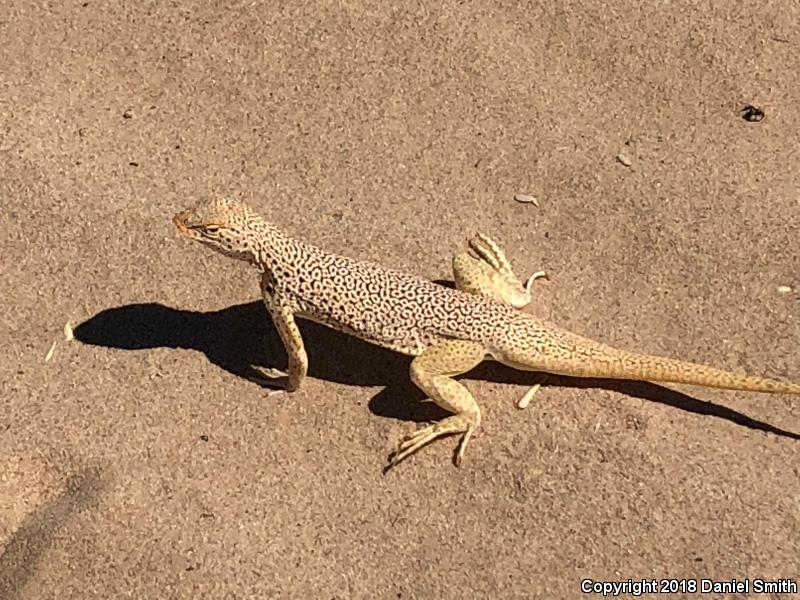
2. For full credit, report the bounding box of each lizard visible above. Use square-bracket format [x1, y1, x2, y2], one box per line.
[172, 198, 800, 468]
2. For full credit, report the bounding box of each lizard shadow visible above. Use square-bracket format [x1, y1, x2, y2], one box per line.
[74, 300, 800, 440]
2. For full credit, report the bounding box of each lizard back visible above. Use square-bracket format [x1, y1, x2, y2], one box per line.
[268, 239, 522, 356]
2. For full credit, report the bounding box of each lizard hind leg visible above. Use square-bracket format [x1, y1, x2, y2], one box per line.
[387, 340, 488, 469]
[451, 232, 547, 309]
[451, 232, 548, 409]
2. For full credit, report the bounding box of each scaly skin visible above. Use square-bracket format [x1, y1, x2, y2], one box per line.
[173, 198, 800, 468]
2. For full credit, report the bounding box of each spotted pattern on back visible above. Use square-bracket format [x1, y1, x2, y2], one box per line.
[259, 231, 531, 356]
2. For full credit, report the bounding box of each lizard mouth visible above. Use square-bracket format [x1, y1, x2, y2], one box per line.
[172, 211, 195, 237]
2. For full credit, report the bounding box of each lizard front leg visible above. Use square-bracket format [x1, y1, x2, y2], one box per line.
[387, 340, 487, 469]
[451, 233, 547, 408]
[251, 304, 308, 392]
[254, 277, 308, 392]
[267, 304, 308, 392]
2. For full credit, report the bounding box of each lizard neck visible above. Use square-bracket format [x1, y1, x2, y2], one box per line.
[249, 216, 305, 276]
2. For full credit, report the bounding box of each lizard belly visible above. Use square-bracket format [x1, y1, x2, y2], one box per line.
[295, 308, 429, 356]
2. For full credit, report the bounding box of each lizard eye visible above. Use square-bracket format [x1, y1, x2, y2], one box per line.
[203, 225, 221, 234]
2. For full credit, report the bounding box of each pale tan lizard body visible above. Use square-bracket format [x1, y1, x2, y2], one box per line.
[173, 198, 800, 468]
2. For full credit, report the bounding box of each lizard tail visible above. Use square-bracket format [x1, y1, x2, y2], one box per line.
[523, 327, 800, 395]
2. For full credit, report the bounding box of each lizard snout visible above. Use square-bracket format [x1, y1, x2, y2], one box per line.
[172, 211, 192, 236]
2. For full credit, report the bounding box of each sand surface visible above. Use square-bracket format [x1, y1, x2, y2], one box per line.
[1, 2, 798, 598]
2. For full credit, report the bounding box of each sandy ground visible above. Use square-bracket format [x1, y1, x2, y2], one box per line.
[1, 1, 799, 598]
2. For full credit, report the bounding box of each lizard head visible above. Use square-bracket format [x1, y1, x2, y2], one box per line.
[173, 198, 260, 263]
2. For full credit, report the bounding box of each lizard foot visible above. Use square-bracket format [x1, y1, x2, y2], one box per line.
[454, 232, 548, 309]
[247, 366, 299, 392]
[386, 414, 475, 470]
[251, 366, 289, 379]
[470, 233, 549, 298]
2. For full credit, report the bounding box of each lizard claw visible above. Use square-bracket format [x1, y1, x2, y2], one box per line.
[384, 415, 475, 471]
[246, 365, 300, 393]
[251, 366, 289, 380]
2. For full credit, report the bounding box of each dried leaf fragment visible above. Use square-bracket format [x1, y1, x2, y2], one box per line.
[616, 153, 632, 167]
[45, 341, 56, 362]
[513, 193, 539, 207]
